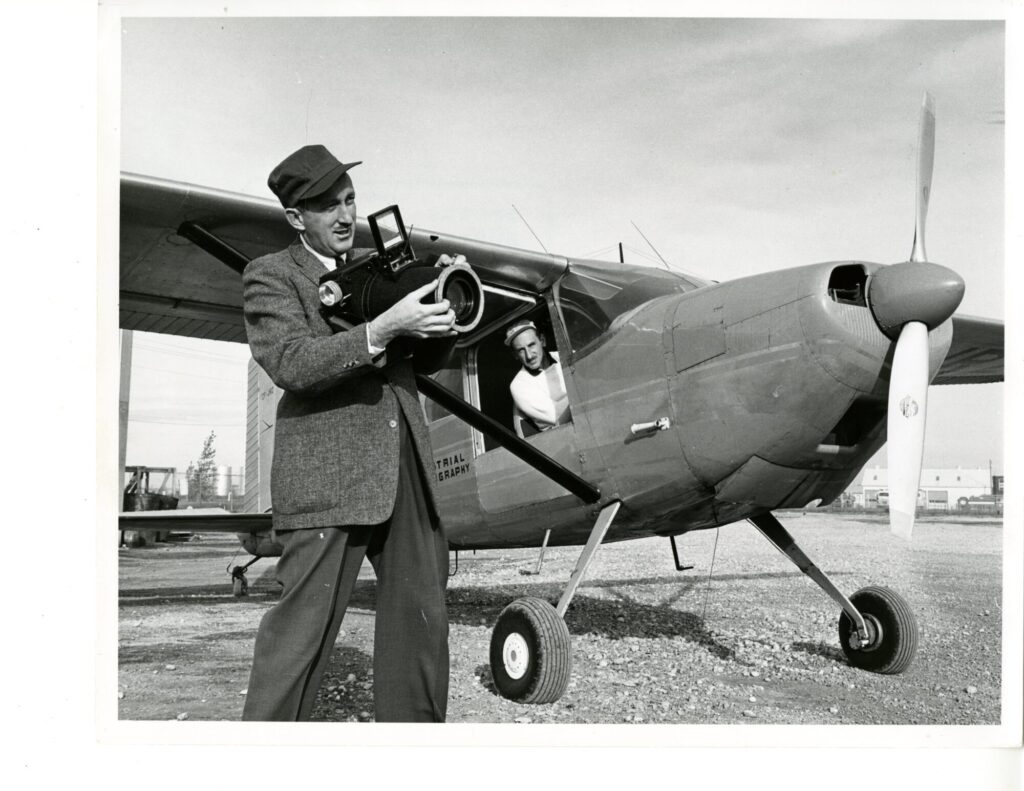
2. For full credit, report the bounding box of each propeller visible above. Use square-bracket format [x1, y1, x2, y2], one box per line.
[886, 320, 928, 539]
[866, 93, 964, 540]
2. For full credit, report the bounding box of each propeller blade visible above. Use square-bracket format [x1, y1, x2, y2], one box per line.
[910, 92, 935, 263]
[887, 320, 929, 539]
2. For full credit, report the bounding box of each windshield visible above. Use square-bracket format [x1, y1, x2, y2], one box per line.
[554, 261, 695, 357]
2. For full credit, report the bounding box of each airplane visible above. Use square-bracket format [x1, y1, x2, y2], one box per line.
[117, 94, 1004, 705]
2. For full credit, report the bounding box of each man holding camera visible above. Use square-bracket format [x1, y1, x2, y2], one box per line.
[241, 144, 457, 722]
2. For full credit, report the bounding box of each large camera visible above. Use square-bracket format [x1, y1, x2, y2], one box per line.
[317, 204, 485, 335]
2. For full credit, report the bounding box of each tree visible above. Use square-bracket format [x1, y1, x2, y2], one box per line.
[188, 430, 217, 502]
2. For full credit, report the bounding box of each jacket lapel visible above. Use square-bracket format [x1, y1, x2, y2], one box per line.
[288, 239, 329, 287]
[289, 241, 374, 286]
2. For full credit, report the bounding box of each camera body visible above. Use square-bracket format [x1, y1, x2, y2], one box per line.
[316, 205, 485, 372]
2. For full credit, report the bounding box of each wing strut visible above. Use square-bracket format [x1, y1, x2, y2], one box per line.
[177, 221, 251, 274]
[555, 501, 621, 617]
[415, 375, 601, 504]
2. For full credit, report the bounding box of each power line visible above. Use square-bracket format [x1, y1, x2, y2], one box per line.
[133, 343, 250, 362]
[129, 417, 244, 427]
[132, 365, 246, 385]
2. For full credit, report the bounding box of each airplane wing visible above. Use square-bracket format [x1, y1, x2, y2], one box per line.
[119, 173, 570, 346]
[932, 314, 1004, 385]
[119, 508, 272, 534]
[120, 175, 291, 343]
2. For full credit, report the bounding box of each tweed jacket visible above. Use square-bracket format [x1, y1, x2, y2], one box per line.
[242, 240, 440, 531]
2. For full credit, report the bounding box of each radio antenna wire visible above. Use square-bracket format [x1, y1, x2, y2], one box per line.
[630, 221, 671, 270]
[512, 204, 549, 253]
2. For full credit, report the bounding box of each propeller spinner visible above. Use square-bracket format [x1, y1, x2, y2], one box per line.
[867, 92, 964, 539]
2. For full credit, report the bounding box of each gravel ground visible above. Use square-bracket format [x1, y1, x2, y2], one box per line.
[117, 512, 1003, 725]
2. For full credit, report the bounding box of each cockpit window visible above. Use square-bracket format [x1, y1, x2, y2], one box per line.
[554, 262, 693, 357]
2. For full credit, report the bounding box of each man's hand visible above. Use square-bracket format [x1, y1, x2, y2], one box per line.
[367, 279, 457, 348]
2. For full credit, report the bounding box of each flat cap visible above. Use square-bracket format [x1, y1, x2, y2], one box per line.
[268, 144, 361, 208]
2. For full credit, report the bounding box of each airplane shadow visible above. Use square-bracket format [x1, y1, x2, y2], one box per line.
[458, 587, 737, 700]
[344, 575, 740, 674]
[119, 567, 281, 606]
[117, 584, 279, 604]
[576, 569, 839, 589]
[118, 632, 258, 666]
[792, 640, 846, 663]
[118, 549, 246, 563]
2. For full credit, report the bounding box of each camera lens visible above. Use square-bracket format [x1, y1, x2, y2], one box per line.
[433, 261, 484, 333]
[444, 276, 474, 322]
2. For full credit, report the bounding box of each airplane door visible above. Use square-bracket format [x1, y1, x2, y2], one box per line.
[474, 420, 588, 513]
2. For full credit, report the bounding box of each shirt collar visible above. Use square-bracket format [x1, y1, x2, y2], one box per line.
[523, 350, 559, 376]
[300, 234, 345, 270]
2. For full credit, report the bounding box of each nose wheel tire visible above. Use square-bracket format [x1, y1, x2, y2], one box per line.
[838, 585, 918, 674]
[489, 597, 571, 704]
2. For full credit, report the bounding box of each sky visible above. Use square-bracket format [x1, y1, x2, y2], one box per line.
[113, 13, 1007, 477]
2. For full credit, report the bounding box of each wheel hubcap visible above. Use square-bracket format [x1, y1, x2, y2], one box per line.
[502, 633, 530, 679]
[848, 613, 883, 652]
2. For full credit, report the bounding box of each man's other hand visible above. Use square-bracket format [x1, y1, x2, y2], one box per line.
[436, 253, 467, 268]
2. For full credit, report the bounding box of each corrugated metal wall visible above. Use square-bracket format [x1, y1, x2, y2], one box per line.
[242, 358, 261, 512]
[242, 358, 283, 513]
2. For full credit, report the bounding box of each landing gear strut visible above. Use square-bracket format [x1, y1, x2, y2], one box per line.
[749, 512, 918, 673]
[489, 501, 620, 703]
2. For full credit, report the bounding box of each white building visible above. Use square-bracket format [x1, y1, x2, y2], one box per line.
[857, 466, 993, 511]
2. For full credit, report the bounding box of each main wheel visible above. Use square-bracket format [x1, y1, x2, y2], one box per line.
[489, 597, 571, 704]
[838, 585, 918, 674]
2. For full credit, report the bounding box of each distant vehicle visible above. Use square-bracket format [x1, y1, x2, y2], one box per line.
[119, 95, 1003, 704]
[960, 494, 1002, 515]
[121, 465, 179, 547]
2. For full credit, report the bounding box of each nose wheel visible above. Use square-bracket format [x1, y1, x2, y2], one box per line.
[751, 512, 918, 674]
[839, 585, 918, 674]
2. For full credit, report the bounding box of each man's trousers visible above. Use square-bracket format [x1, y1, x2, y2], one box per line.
[241, 418, 449, 722]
